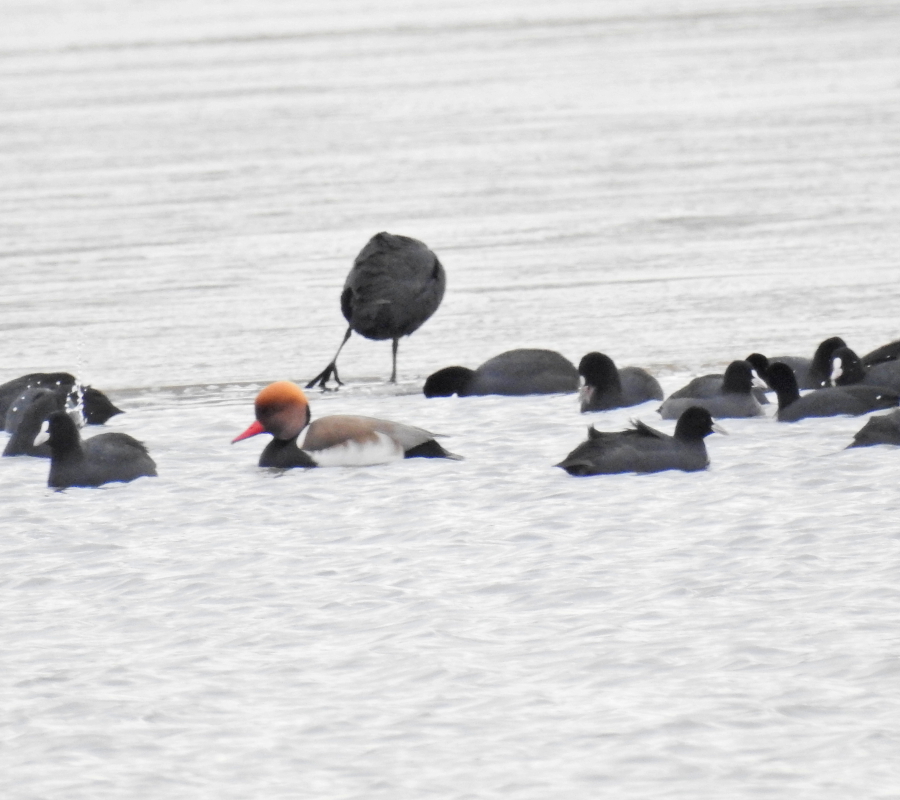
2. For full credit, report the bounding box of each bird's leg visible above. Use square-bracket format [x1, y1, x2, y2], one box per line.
[390, 337, 399, 383]
[306, 328, 352, 389]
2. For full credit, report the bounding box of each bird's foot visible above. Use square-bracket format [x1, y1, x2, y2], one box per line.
[306, 362, 344, 390]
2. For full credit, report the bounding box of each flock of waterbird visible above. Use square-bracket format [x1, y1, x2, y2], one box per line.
[3, 232, 900, 489]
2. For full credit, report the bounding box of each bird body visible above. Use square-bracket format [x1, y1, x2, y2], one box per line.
[659, 360, 765, 419]
[307, 232, 445, 387]
[766, 362, 899, 422]
[424, 349, 579, 397]
[234, 381, 458, 468]
[577, 352, 663, 412]
[861, 339, 900, 367]
[831, 347, 900, 393]
[768, 336, 846, 390]
[3, 389, 65, 458]
[557, 406, 721, 476]
[1, 372, 122, 429]
[847, 409, 900, 447]
[37, 411, 156, 488]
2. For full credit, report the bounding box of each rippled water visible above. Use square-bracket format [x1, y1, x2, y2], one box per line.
[2, 1, 900, 798]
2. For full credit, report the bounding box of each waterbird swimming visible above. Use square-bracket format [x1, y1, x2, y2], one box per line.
[424, 349, 579, 397]
[577, 352, 663, 412]
[234, 381, 459, 468]
[36, 411, 157, 488]
[658, 360, 765, 419]
[765, 336, 847, 390]
[829, 346, 900, 393]
[0, 372, 122, 428]
[556, 406, 724, 476]
[846, 409, 900, 448]
[2, 389, 66, 458]
[765, 361, 899, 422]
[307, 232, 446, 388]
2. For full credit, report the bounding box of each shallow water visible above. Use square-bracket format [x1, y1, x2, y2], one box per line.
[2, 1, 900, 798]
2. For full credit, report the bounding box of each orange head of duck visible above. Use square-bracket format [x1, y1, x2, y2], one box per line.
[232, 381, 312, 443]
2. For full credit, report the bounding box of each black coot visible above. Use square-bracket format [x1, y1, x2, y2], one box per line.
[3, 389, 66, 457]
[861, 339, 900, 367]
[0, 372, 122, 428]
[847, 409, 900, 448]
[307, 232, 446, 388]
[830, 347, 900, 393]
[424, 349, 579, 397]
[577, 352, 663, 412]
[766, 362, 899, 422]
[659, 360, 765, 419]
[767, 336, 846, 390]
[38, 411, 157, 488]
[556, 406, 723, 476]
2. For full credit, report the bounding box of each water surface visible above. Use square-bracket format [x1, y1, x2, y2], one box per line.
[2, 1, 900, 797]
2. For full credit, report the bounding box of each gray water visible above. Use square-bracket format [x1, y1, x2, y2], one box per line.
[2, 1, 900, 797]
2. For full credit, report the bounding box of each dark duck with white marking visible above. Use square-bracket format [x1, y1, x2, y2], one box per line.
[577, 352, 663, 412]
[3, 389, 66, 457]
[0, 372, 122, 429]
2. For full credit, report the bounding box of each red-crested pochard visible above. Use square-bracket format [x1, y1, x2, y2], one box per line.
[232, 381, 459, 468]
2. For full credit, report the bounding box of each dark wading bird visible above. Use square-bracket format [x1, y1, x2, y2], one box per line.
[307, 232, 446, 388]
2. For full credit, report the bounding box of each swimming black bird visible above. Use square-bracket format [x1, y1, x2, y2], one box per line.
[37, 411, 157, 489]
[556, 406, 723, 476]
[766, 362, 899, 422]
[847, 409, 900, 448]
[766, 336, 846, 390]
[2, 388, 66, 457]
[577, 352, 663, 412]
[658, 360, 765, 419]
[0, 372, 122, 428]
[861, 339, 900, 367]
[307, 232, 446, 388]
[424, 349, 579, 397]
[830, 347, 900, 393]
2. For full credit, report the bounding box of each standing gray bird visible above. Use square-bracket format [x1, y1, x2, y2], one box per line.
[307, 232, 446, 388]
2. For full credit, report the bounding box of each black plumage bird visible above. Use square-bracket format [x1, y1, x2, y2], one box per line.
[577, 352, 663, 412]
[37, 411, 157, 489]
[307, 232, 446, 388]
[658, 360, 765, 419]
[424, 349, 579, 397]
[0, 372, 122, 428]
[556, 406, 723, 476]
[847, 409, 900, 447]
[766, 362, 899, 422]
[2, 388, 65, 458]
